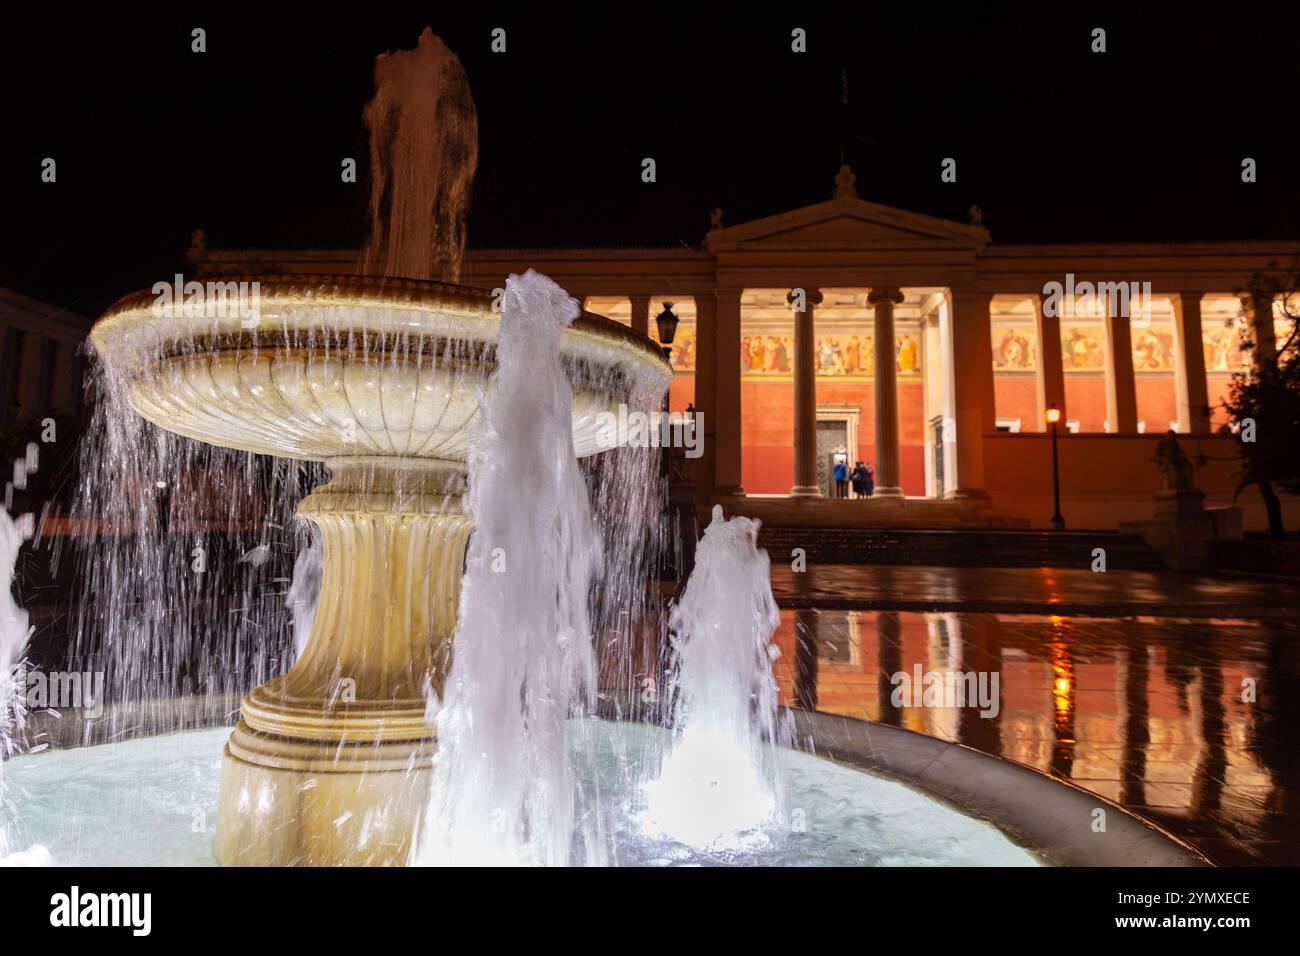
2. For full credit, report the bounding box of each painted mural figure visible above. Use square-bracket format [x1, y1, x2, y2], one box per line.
[766, 336, 787, 372]
[1063, 327, 1104, 369]
[995, 328, 1034, 369]
[897, 334, 919, 373]
[845, 334, 862, 373]
[818, 338, 837, 372]
[1132, 328, 1174, 371]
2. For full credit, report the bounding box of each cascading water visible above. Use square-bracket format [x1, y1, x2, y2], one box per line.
[639, 505, 791, 850]
[362, 27, 478, 282]
[285, 527, 322, 664]
[416, 269, 605, 866]
[1, 506, 52, 866]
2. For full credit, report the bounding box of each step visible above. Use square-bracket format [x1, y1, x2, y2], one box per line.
[754, 527, 1167, 571]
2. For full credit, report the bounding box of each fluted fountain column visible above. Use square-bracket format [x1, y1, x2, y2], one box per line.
[869, 287, 906, 498]
[216, 457, 470, 866]
[789, 288, 823, 497]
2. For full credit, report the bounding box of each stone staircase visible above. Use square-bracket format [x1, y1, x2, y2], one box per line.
[755, 526, 1167, 570]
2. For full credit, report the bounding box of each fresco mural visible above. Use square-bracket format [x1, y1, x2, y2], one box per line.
[991, 325, 1037, 371]
[1131, 323, 1175, 372]
[1061, 324, 1105, 371]
[1201, 317, 1293, 373]
[739, 329, 921, 380]
[1203, 323, 1248, 372]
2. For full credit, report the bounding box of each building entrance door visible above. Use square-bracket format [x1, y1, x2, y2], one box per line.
[930, 415, 946, 499]
[816, 419, 849, 498]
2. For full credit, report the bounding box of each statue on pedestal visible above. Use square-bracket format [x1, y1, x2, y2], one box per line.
[1153, 429, 1196, 491]
[833, 164, 857, 199]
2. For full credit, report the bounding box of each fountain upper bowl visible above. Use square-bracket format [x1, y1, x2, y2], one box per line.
[89, 274, 673, 463]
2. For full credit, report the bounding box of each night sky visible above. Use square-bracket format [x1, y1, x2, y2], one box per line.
[2, 5, 1298, 318]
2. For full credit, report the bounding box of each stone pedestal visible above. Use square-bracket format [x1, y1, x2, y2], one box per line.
[1122, 488, 1240, 573]
[214, 458, 470, 866]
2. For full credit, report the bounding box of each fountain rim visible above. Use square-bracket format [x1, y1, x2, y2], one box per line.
[90, 272, 674, 372]
[20, 693, 1212, 867]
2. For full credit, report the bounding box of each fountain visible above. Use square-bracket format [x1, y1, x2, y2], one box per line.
[88, 271, 670, 865]
[0, 29, 1208, 870]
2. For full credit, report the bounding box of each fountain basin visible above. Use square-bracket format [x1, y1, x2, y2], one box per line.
[7, 700, 1208, 866]
[91, 274, 667, 461]
[4, 721, 1041, 867]
[88, 274, 672, 865]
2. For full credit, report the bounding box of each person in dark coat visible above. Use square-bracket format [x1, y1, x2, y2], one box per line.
[850, 461, 867, 498]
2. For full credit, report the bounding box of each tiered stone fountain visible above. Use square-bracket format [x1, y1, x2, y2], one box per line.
[89, 275, 670, 864]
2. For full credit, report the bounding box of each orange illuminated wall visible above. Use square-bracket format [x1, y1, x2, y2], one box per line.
[741, 377, 926, 495]
[993, 376, 1038, 429]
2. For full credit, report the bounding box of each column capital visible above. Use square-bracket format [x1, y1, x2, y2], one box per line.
[714, 286, 745, 303]
[787, 288, 823, 308]
[693, 290, 718, 312]
[868, 287, 905, 306]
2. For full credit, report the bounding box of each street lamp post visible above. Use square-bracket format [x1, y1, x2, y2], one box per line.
[654, 302, 679, 482]
[1046, 402, 1065, 531]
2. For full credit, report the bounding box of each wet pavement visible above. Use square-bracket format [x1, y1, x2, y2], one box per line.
[769, 604, 1300, 866]
[769, 564, 1298, 620]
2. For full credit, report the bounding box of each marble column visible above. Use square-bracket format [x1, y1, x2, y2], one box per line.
[948, 289, 994, 498]
[713, 287, 744, 495]
[692, 292, 717, 501]
[1104, 299, 1138, 432]
[1241, 288, 1278, 369]
[789, 287, 823, 497]
[1171, 292, 1211, 434]
[1033, 293, 1066, 430]
[629, 295, 651, 337]
[869, 287, 906, 497]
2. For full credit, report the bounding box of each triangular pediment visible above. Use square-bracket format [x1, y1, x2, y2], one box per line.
[707, 197, 989, 251]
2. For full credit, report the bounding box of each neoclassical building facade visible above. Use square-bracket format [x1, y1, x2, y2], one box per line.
[186, 177, 1297, 531]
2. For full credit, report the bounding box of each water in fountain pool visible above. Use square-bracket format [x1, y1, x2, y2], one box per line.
[639, 505, 792, 850]
[3, 723, 1039, 866]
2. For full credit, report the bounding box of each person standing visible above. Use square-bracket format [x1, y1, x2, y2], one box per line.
[833, 459, 847, 498]
[850, 461, 867, 499]
[863, 462, 875, 498]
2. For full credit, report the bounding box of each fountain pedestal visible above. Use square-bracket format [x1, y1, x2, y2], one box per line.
[89, 275, 670, 866]
[215, 458, 469, 866]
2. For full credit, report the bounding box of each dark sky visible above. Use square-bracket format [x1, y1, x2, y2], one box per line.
[3, 5, 1298, 318]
